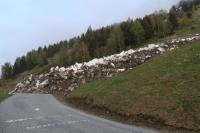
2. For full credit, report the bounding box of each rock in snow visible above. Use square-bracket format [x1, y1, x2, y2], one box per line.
[12, 34, 200, 95]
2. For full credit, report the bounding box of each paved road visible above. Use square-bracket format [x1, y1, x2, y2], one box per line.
[0, 94, 159, 133]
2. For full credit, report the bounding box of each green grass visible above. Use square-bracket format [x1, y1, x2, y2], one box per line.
[0, 90, 9, 103]
[69, 40, 200, 130]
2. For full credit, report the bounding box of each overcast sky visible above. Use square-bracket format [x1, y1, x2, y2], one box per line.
[0, 0, 180, 69]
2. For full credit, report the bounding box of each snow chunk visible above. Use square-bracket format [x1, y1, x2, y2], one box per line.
[24, 80, 30, 85]
[170, 48, 175, 51]
[145, 55, 151, 59]
[186, 37, 193, 42]
[36, 80, 49, 88]
[181, 39, 186, 41]
[9, 88, 18, 95]
[59, 67, 66, 72]
[86, 58, 105, 67]
[36, 80, 40, 88]
[28, 74, 33, 81]
[40, 80, 49, 86]
[55, 66, 59, 71]
[16, 83, 25, 88]
[125, 49, 135, 55]
[110, 63, 115, 67]
[67, 63, 83, 73]
[39, 74, 44, 79]
[158, 47, 165, 52]
[117, 69, 126, 72]
[50, 67, 55, 72]
[148, 44, 157, 49]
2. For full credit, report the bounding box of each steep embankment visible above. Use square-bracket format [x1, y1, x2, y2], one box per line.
[68, 39, 200, 131]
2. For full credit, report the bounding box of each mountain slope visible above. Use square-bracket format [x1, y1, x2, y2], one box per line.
[0, 3, 200, 132]
[68, 40, 200, 131]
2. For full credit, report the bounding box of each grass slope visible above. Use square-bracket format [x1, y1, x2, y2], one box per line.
[0, 90, 9, 103]
[69, 40, 200, 131]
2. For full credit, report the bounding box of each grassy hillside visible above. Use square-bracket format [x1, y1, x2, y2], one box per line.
[0, 91, 9, 103]
[0, 7, 199, 130]
[68, 40, 200, 131]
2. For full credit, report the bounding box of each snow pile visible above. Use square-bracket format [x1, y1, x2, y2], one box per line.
[12, 34, 200, 95]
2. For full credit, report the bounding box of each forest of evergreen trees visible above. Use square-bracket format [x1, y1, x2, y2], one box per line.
[1, 0, 200, 80]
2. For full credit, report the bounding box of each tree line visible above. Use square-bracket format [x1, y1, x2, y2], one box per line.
[1, 0, 200, 80]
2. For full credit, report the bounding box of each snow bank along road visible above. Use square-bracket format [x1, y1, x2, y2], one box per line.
[0, 94, 159, 133]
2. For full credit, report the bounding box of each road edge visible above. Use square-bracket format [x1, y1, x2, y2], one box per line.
[54, 95, 199, 133]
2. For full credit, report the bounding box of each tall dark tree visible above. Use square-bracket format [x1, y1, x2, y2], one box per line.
[106, 26, 125, 54]
[1, 62, 13, 79]
[75, 41, 90, 63]
[129, 19, 145, 44]
[120, 20, 133, 46]
[141, 16, 154, 40]
[13, 57, 22, 75]
[85, 26, 96, 58]
[20, 56, 27, 72]
[169, 6, 179, 31]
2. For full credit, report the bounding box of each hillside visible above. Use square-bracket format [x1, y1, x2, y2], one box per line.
[0, 1, 200, 132]
[6, 34, 200, 132]
[68, 39, 200, 131]
[10, 34, 199, 93]
[1, 6, 200, 92]
[1, 0, 200, 81]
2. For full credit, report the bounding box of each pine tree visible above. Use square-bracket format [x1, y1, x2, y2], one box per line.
[75, 42, 90, 62]
[141, 16, 154, 40]
[106, 26, 125, 54]
[13, 57, 21, 75]
[130, 19, 145, 44]
[169, 6, 179, 31]
[85, 26, 96, 58]
[1, 62, 13, 79]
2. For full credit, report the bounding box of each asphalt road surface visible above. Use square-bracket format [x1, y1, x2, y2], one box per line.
[0, 94, 159, 133]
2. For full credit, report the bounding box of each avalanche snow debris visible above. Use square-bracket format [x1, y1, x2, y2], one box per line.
[158, 47, 165, 53]
[36, 80, 40, 88]
[28, 74, 33, 81]
[16, 83, 25, 88]
[39, 74, 44, 79]
[146, 55, 151, 59]
[59, 67, 66, 72]
[117, 69, 126, 72]
[50, 67, 55, 73]
[40, 80, 49, 86]
[55, 66, 59, 71]
[110, 63, 115, 68]
[12, 34, 200, 95]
